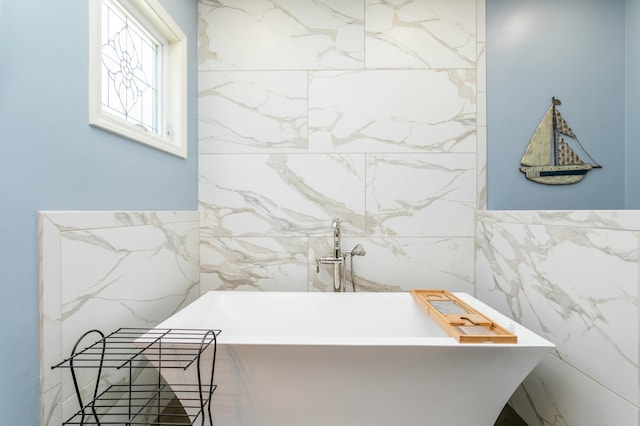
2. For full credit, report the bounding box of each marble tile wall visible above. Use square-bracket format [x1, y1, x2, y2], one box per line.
[476, 210, 640, 425]
[39, 211, 200, 426]
[198, 0, 486, 293]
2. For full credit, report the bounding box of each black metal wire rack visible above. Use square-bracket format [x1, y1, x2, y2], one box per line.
[51, 327, 221, 426]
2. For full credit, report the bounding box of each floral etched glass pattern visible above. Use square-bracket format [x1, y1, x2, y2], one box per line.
[101, 0, 161, 134]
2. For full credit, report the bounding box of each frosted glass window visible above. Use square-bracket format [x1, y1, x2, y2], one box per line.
[89, 0, 187, 158]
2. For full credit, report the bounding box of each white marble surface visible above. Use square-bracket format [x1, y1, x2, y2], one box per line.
[366, 153, 476, 237]
[477, 209, 640, 230]
[476, 126, 487, 210]
[308, 70, 476, 153]
[39, 211, 200, 426]
[476, 31, 487, 209]
[199, 153, 366, 237]
[198, 0, 365, 70]
[365, 0, 477, 69]
[201, 237, 308, 292]
[476, 210, 640, 423]
[198, 0, 486, 292]
[199, 71, 308, 153]
[310, 236, 475, 293]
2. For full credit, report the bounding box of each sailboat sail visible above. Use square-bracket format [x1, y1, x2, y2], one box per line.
[521, 106, 553, 167]
[519, 97, 601, 185]
[554, 110, 576, 138]
[558, 137, 582, 165]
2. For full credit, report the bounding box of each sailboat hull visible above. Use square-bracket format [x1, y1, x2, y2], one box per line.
[519, 164, 592, 185]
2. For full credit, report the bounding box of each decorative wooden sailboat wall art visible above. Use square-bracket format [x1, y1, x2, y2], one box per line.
[520, 97, 601, 185]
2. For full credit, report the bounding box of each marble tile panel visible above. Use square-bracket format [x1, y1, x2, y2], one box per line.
[199, 153, 365, 237]
[476, 209, 640, 231]
[40, 212, 200, 426]
[308, 70, 476, 153]
[366, 153, 476, 237]
[198, 0, 364, 70]
[510, 355, 638, 426]
[476, 43, 486, 127]
[477, 0, 486, 44]
[200, 237, 308, 292]
[59, 223, 199, 322]
[309, 236, 474, 292]
[199, 71, 308, 153]
[58, 222, 200, 399]
[40, 211, 198, 231]
[476, 127, 487, 210]
[476, 219, 639, 404]
[365, 0, 476, 69]
[39, 215, 63, 426]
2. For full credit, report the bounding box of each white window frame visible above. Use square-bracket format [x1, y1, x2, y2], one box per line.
[89, 0, 187, 158]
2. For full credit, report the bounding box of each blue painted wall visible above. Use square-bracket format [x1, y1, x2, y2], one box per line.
[0, 0, 198, 423]
[627, 0, 640, 208]
[486, 0, 626, 210]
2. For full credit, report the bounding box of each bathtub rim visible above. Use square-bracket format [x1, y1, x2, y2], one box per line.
[156, 290, 555, 349]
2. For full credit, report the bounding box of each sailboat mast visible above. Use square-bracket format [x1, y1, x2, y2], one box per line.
[551, 97, 560, 166]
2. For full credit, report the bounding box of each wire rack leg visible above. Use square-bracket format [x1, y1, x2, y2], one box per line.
[195, 330, 218, 426]
[69, 329, 106, 426]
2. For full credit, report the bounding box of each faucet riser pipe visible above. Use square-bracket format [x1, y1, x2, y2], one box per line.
[333, 263, 341, 292]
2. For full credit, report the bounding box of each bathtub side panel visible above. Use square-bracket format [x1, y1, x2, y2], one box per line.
[209, 344, 549, 426]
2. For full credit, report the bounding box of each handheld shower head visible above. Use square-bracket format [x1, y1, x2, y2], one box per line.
[351, 244, 366, 256]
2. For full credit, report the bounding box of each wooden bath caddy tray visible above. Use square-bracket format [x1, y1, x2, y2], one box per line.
[410, 290, 517, 344]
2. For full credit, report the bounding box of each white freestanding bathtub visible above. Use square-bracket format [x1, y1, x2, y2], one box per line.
[151, 291, 553, 426]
